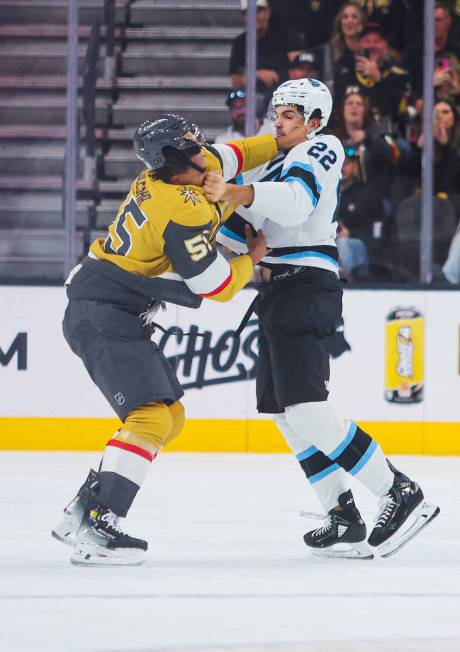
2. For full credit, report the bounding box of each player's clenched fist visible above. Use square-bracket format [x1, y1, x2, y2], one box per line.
[203, 171, 227, 202]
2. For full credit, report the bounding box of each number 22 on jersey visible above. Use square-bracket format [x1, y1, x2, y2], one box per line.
[307, 142, 337, 171]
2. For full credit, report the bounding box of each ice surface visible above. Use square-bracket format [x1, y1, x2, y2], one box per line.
[0, 452, 458, 652]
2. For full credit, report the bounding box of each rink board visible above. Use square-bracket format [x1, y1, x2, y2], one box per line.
[1, 286, 460, 453]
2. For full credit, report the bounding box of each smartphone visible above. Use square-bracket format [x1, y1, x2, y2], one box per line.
[355, 48, 371, 59]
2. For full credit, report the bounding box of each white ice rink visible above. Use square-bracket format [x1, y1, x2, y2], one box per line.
[0, 452, 459, 652]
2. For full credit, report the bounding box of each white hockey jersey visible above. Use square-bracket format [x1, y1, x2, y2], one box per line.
[217, 133, 345, 275]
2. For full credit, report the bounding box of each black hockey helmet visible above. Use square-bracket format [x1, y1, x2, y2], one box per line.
[133, 113, 206, 172]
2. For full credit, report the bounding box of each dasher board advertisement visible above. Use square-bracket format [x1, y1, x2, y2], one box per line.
[1, 287, 459, 453]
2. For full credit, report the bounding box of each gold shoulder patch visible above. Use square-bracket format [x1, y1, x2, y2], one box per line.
[178, 186, 201, 206]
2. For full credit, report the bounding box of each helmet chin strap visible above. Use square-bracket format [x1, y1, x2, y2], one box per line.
[188, 160, 206, 174]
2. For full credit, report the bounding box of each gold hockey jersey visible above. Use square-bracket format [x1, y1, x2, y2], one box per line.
[90, 135, 277, 302]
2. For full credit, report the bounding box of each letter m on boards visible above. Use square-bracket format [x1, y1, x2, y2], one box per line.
[0, 333, 27, 370]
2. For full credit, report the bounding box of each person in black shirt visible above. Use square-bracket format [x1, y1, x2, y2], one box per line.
[330, 1, 367, 109]
[355, 0, 407, 51]
[333, 86, 400, 211]
[404, 2, 460, 99]
[229, 0, 304, 91]
[337, 145, 385, 263]
[352, 23, 411, 124]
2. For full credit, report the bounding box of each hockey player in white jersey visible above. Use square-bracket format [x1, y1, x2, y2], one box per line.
[205, 78, 439, 559]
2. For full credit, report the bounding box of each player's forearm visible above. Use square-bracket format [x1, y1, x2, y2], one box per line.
[228, 134, 279, 173]
[220, 183, 255, 208]
[205, 254, 254, 302]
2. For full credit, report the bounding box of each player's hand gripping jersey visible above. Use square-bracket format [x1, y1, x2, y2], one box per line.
[217, 134, 345, 275]
[89, 135, 277, 302]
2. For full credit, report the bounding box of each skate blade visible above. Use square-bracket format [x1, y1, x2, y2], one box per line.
[51, 529, 76, 548]
[312, 541, 374, 561]
[376, 502, 440, 559]
[71, 546, 146, 567]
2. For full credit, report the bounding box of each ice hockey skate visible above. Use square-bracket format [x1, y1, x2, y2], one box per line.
[51, 468, 99, 547]
[368, 461, 440, 558]
[303, 490, 374, 560]
[71, 502, 148, 567]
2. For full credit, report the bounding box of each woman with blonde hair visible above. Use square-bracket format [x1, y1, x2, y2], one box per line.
[330, 2, 367, 106]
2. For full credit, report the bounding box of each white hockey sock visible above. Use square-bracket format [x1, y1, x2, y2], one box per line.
[98, 437, 156, 516]
[274, 413, 349, 512]
[285, 402, 394, 498]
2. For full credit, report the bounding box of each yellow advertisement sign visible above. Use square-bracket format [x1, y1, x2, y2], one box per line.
[385, 307, 424, 403]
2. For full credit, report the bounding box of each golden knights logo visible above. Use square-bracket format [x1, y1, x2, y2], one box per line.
[179, 187, 201, 206]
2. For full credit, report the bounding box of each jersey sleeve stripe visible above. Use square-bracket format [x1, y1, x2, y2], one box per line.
[183, 251, 233, 296]
[220, 225, 246, 243]
[283, 176, 320, 207]
[226, 143, 244, 175]
[199, 269, 233, 297]
[280, 164, 321, 205]
[216, 227, 248, 255]
[281, 161, 322, 190]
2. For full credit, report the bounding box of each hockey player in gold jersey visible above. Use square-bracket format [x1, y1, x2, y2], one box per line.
[52, 114, 278, 566]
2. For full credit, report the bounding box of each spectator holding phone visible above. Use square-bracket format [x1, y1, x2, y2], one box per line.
[352, 23, 411, 124]
[404, 2, 460, 99]
[357, 0, 408, 51]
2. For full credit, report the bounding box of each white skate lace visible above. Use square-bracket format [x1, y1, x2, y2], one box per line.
[312, 515, 333, 536]
[101, 510, 123, 534]
[299, 510, 326, 519]
[374, 493, 396, 527]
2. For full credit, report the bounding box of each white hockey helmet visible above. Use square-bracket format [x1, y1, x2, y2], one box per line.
[271, 78, 333, 137]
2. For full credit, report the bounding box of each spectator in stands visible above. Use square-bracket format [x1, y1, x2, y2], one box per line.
[442, 226, 460, 283]
[434, 53, 460, 115]
[435, 1, 460, 57]
[288, 47, 325, 81]
[404, 2, 460, 99]
[395, 100, 460, 212]
[336, 221, 369, 279]
[213, 85, 275, 143]
[351, 23, 411, 125]
[435, 97, 460, 154]
[229, 0, 304, 92]
[333, 87, 400, 214]
[336, 145, 385, 268]
[330, 2, 367, 108]
[356, 0, 408, 51]
[416, 100, 460, 197]
[270, 1, 346, 49]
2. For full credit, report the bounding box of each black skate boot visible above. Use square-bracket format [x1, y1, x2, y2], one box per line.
[71, 501, 148, 566]
[303, 490, 373, 560]
[368, 460, 440, 558]
[51, 468, 99, 547]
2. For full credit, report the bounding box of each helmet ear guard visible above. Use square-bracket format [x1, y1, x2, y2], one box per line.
[271, 78, 332, 137]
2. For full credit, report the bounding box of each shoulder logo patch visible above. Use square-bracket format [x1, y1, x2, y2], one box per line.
[179, 187, 201, 206]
